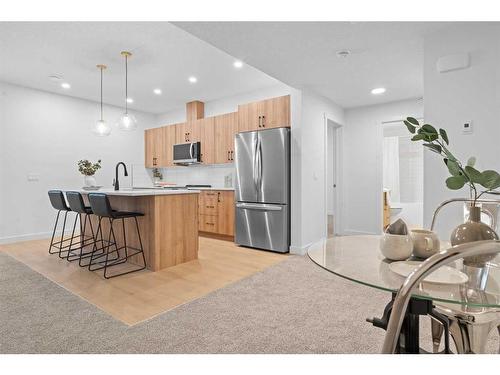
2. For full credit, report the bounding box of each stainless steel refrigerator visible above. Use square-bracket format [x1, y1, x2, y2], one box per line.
[234, 127, 290, 253]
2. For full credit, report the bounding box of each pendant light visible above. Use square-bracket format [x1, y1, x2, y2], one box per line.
[117, 51, 138, 131]
[91, 64, 112, 136]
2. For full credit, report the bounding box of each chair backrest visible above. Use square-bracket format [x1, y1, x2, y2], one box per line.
[48, 190, 70, 211]
[66, 191, 88, 214]
[88, 193, 113, 218]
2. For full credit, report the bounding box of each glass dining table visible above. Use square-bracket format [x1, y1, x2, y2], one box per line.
[308, 235, 500, 353]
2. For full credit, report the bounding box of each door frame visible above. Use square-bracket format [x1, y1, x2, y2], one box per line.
[323, 114, 343, 237]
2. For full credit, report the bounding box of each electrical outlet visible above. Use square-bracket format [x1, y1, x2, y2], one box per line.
[462, 121, 473, 134]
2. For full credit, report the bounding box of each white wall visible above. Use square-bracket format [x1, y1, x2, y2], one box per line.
[294, 90, 344, 252]
[0, 82, 156, 243]
[343, 99, 423, 235]
[423, 23, 500, 239]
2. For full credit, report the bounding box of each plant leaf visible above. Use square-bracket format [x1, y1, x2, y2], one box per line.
[406, 117, 419, 126]
[421, 124, 438, 134]
[403, 120, 416, 134]
[411, 134, 425, 141]
[439, 128, 449, 145]
[442, 147, 457, 162]
[446, 175, 466, 190]
[423, 143, 442, 154]
[467, 156, 476, 167]
[480, 170, 500, 190]
[464, 166, 483, 183]
[446, 159, 461, 176]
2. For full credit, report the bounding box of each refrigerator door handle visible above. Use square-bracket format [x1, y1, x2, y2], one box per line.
[257, 136, 263, 193]
[236, 203, 283, 211]
[253, 136, 259, 193]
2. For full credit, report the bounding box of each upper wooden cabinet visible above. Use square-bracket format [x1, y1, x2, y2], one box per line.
[238, 95, 290, 132]
[175, 121, 200, 144]
[162, 125, 176, 167]
[214, 112, 238, 164]
[145, 127, 163, 168]
[197, 117, 215, 164]
[145, 95, 290, 168]
[145, 125, 176, 167]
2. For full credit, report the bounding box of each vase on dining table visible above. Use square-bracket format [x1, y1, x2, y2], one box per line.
[450, 205, 499, 267]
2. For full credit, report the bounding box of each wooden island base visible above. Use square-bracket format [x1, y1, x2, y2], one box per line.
[84, 193, 199, 272]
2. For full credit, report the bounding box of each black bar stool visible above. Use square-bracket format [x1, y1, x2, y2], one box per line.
[65, 191, 102, 266]
[87, 193, 147, 279]
[48, 190, 74, 257]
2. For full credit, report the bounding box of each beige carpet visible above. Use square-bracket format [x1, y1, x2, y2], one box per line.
[0, 252, 498, 353]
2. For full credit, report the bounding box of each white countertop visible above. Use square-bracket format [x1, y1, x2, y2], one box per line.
[79, 188, 200, 196]
[134, 186, 235, 191]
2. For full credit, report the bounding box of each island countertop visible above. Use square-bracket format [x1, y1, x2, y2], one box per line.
[78, 188, 200, 196]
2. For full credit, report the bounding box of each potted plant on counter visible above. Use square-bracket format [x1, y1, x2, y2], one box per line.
[78, 159, 102, 187]
[403, 117, 500, 266]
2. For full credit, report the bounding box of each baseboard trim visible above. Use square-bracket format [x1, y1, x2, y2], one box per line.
[0, 229, 75, 245]
[289, 242, 312, 256]
[342, 229, 380, 236]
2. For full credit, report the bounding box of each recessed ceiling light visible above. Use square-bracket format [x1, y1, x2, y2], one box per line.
[60, 82, 71, 89]
[371, 87, 386, 95]
[233, 60, 243, 68]
[188, 76, 197, 84]
[153, 88, 162, 95]
[126, 97, 134, 104]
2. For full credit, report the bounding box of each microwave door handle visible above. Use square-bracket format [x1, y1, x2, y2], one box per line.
[189, 143, 194, 159]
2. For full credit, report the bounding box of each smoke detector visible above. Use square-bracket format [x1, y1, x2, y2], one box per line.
[336, 50, 351, 58]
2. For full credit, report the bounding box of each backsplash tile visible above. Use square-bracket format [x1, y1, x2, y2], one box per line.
[132, 164, 235, 188]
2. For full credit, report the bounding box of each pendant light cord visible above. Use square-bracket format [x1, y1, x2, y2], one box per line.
[125, 54, 128, 114]
[100, 66, 103, 121]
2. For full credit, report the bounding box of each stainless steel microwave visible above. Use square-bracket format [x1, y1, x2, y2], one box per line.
[173, 142, 201, 166]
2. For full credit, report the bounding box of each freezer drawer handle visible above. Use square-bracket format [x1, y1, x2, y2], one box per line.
[236, 203, 283, 211]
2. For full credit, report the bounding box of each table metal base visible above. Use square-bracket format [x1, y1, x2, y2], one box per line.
[368, 293, 451, 354]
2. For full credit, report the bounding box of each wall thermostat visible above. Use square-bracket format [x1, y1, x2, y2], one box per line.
[462, 121, 473, 134]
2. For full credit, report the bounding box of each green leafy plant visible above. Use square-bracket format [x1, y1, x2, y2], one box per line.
[403, 117, 500, 206]
[78, 159, 102, 176]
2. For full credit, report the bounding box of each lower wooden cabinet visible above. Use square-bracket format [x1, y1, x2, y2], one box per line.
[198, 190, 234, 237]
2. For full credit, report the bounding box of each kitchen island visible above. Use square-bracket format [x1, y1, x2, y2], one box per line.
[80, 188, 199, 271]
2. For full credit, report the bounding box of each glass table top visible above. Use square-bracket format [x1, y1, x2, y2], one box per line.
[308, 235, 500, 309]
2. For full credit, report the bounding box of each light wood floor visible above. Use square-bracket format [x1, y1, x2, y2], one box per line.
[0, 236, 287, 326]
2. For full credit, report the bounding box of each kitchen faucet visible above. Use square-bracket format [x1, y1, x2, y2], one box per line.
[114, 162, 128, 191]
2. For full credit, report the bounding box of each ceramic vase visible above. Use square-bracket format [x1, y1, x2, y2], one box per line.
[450, 206, 499, 267]
[84, 175, 97, 187]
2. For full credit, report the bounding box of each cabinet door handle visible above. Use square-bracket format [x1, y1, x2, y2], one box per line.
[206, 222, 215, 226]
[258, 115, 262, 128]
[262, 115, 265, 127]
[230, 150, 234, 161]
[206, 205, 214, 209]
[227, 150, 230, 161]
[218, 192, 221, 202]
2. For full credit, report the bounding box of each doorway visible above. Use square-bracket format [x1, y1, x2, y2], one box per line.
[325, 117, 342, 238]
[381, 119, 424, 229]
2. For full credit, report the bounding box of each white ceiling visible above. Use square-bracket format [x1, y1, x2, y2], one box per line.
[0, 22, 281, 114]
[174, 22, 455, 108]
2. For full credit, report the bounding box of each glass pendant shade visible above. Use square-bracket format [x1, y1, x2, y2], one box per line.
[117, 112, 138, 131]
[92, 119, 112, 136]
